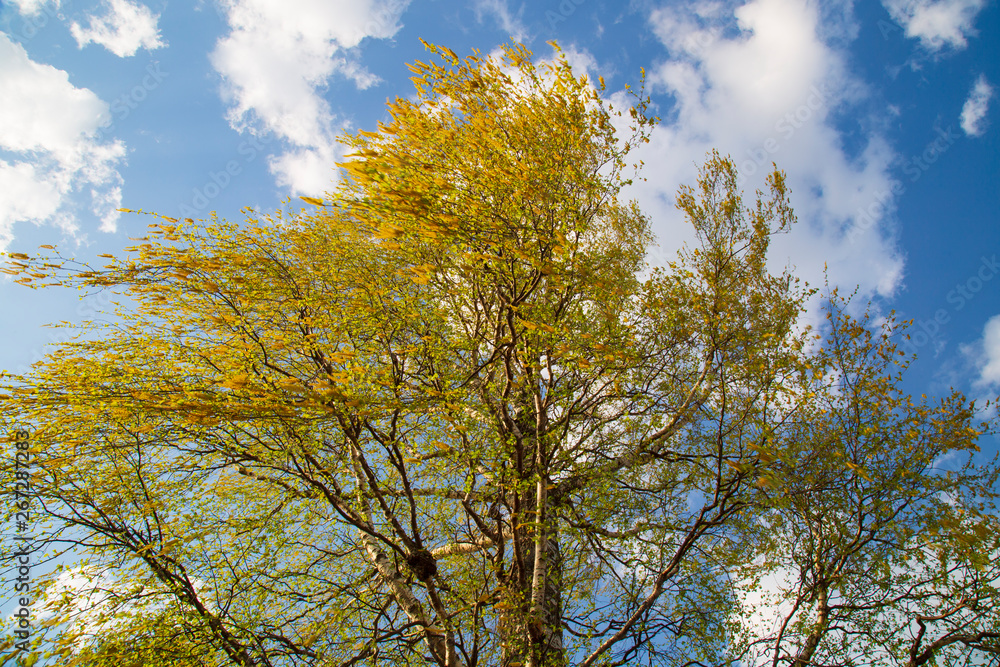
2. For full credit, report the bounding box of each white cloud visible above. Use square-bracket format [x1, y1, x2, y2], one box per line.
[628, 0, 902, 305]
[5, 0, 58, 16]
[16, 565, 212, 655]
[210, 0, 408, 196]
[881, 0, 986, 51]
[31, 567, 126, 636]
[268, 143, 344, 196]
[0, 33, 126, 250]
[736, 564, 799, 659]
[474, 0, 528, 42]
[968, 314, 1000, 390]
[0, 162, 63, 249]
[960, 74, 993, 137]
[70, 0, 165, 57]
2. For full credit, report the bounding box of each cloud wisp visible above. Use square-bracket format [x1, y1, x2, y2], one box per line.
[474, 0, 529, 42]
[960, 74, 993, 137]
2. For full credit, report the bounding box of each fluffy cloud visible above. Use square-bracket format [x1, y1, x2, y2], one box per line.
[70, 0, 165, 57]
[210, 0, 408, 196]
[960, 74, 993, 137]
[0, 33, 125, 250]
[881, 0, 986, 51]
[625, 0, 902, 304]
[268, 143, 344, 197]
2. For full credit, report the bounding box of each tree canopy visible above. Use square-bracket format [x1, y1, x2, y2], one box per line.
[2, 41, 999, 667]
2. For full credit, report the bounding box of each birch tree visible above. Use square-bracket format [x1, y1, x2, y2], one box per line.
[2, 41, 996, 667]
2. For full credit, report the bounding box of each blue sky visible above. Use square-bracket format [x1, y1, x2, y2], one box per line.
[0, 0, 997, 419]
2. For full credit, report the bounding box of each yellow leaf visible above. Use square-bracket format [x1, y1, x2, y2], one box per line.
[221, 374, 251, 390]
